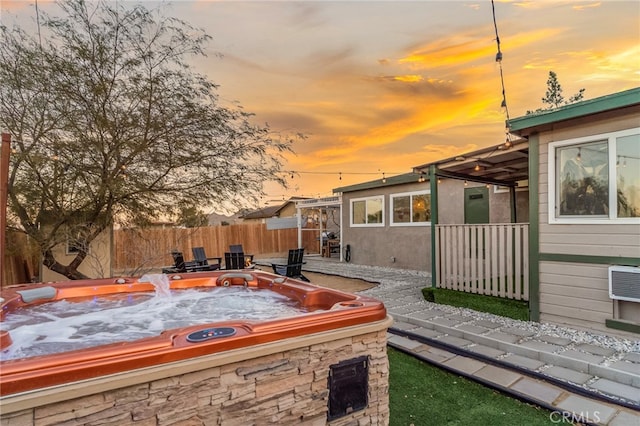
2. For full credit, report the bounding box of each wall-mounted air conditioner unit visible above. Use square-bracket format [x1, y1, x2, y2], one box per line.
[608, 265, 640, 302]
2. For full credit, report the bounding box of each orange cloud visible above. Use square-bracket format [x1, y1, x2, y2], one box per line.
[399, 39, 494, 69]
[398, 28, 563, 71]
[573, 3, 601, 11]
[394, 75, 424, 83]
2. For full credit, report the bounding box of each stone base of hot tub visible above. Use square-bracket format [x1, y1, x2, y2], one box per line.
[1, 316, 392, 426]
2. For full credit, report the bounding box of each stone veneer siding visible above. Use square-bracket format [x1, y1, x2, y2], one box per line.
[1, 328, 389, 426]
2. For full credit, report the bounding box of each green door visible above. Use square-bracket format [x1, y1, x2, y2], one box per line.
[464, 187, 489, 224]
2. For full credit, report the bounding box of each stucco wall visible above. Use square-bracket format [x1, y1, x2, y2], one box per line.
[340, 181, 432, 271]
[339, 179, 526, 272]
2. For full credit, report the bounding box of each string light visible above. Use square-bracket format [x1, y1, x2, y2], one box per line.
[382, 172, 386, 183]
[492, 0, 514, 151]
[279, 170, 403, 177]
[576, 147, 582, 162]
[474, 163, 481, 172]
[504, 133, 513, 149]
[418, 172, 426, 183]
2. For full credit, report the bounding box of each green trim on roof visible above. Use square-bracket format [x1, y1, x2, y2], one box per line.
[333, 172, 421, 193]
[509, 87, 640, 133]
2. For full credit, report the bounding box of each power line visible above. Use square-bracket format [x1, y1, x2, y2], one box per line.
[35, 0, 43, 50]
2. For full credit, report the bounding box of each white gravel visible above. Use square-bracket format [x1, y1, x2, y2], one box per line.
[300, 260, 640, 356]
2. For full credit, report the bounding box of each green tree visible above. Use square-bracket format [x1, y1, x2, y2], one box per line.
[177, 206, 209, 228]
[526, 71, 585, 114]
[1, 0, 297, 280]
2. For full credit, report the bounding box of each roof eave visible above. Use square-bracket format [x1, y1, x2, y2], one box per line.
[333, 172, 420, 194]
[508, 87, 640, 135]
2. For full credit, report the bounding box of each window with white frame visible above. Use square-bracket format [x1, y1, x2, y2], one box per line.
[549, 128, 640, 223]
[351, 196, 384, 226]
[66, 229, 89, 255]
[390, 190, 431, 226]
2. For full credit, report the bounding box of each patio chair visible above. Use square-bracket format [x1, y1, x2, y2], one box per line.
[229, 244, 255, 267]
[161, 251, 211, 274]
[224, 251, 246, 270]
[191, 247, 222, 269]
[270, 248, 309, 282]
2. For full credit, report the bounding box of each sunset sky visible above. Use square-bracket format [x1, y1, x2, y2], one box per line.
[2, 0, 639, 210]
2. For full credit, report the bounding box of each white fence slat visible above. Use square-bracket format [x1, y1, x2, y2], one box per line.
[497, 225, 505, 298]
[523, 226, 529, 301]
[435, 223, 529, 301]
[506, 225, 513, 299]
[470, 226, 477, 294]
[513, 225, 522, 300]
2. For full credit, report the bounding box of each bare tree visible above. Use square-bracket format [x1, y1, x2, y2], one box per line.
[1, 0, 298, 279]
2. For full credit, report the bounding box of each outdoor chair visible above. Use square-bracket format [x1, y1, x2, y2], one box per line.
[191, 247, 222, 269]
[271, 248, 309, 282]
[229, 244, 255, 267]
[162, 251, 217, 274]
[224, 251, 247, 270]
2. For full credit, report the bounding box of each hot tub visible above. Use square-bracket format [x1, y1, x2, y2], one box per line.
[0, 270, 391, 425]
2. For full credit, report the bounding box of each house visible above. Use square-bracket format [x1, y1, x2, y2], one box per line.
[207, 211, 243, 226]
[333, 172, 433, 270]
[332, 87, 639, 336]
[240, 197, 308, 224]
[333, 140, 529, 271]
[508, 87, 640, 335]
[41, 225, 113, 282]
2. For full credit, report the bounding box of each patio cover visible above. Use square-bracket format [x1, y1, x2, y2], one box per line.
[412, 138, 529, 187]
[295, 196, 342, 259]
[412, 138, 529, 288]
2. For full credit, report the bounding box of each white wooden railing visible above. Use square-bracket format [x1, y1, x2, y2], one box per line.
[435, 223, 529, 301]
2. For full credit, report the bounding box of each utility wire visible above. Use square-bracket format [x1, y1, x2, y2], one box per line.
[35, 0, 43, 50]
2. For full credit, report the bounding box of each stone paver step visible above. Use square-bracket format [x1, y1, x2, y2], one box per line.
[260, 257, 640, 424]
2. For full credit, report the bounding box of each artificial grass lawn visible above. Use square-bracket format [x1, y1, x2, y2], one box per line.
[388, 347, 556, 425]
[422, 287, 529, 321]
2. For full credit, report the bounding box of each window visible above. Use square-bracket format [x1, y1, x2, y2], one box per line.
[617, 134, 640, 218]
[66, 234, 88, 255]
[549, 128, 639, 223]
[351, 196, 384, 227]
[391, 191, 431, 226]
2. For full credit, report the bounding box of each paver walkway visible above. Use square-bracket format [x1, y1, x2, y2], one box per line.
[258, 257, 640, 426]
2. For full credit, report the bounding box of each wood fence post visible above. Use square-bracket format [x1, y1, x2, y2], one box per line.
[1, 133, 11, 288]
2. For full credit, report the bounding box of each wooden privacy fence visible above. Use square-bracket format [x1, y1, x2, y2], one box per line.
[3, 231, 40, 286]
[435, 223, 529, 301]
[113, 223, 319, 273]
